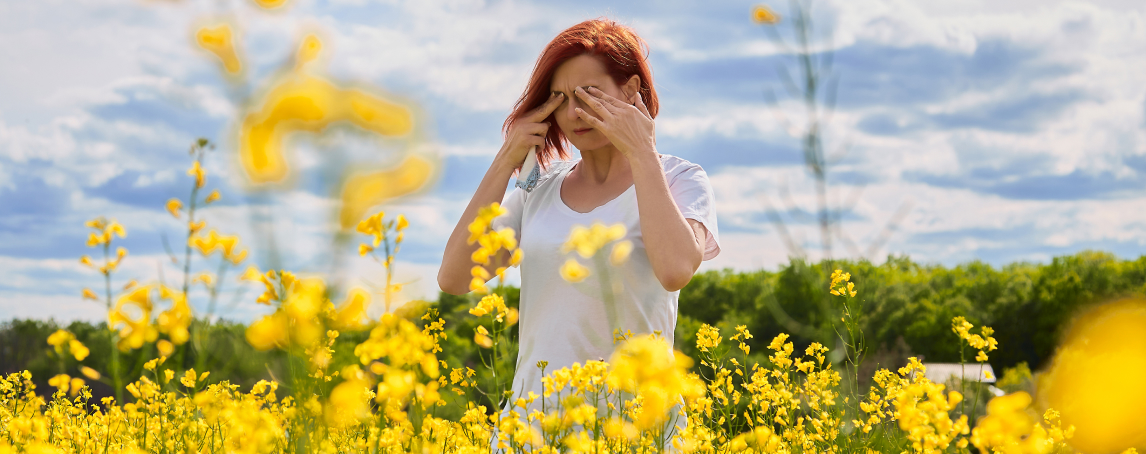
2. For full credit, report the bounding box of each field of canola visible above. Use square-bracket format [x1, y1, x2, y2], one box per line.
[4, 2, 1146, 452]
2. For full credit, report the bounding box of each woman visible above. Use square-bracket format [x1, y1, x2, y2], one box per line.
[438, 18, 720, 435]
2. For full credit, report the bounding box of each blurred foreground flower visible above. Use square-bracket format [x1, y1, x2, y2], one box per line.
[1038, 298, 1146, 452]
[195, 23, 242, 75]
[752, 5, 780, 24]
[238, 36, 416, 184]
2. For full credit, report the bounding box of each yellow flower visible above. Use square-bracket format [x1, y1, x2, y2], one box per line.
[238, 66, 418, 188]
[296, 33, 322, 68]
[246, 311, 290, 350]
[332, 288, 369, 330]
[108, 285, 158, 351]
[165, 198, 182, 218]
[396, 214, 409, 231]
[80, 366, 101, 380]
[752, 4, 780, 24]
[82, 288, 99, 300]
[195, 23, 242, 74]
[180, 368, 199, 388]
[192, 272, 215, 287]
[187, 160, 206, 188]
[48, 374, 70, 393]
[474, 331, 493, 349]
[609, 240, 633, 266]
[559, 258, 590, 283]
[80, 255, 94, 267]
[68, 339, 90, 361]
[252, 0, 288, 9]
[358, 243, 373, 256]
[157, 339, 175, 357]
[204, 190, 220, 204]
[47, 329, 74, 348]
[562, 223, 626, 258]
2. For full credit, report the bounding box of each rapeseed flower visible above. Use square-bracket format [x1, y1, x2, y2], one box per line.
[752, 5, 780, 24]
[195, 23, 242, 74]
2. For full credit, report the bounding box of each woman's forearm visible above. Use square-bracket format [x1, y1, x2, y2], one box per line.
[630, 152, 703, 292]
[437, 156, 518, 295]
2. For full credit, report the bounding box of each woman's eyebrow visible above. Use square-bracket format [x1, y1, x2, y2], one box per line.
[552, 85, 598, 95]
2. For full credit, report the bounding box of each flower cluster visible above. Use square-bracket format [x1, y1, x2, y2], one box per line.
[47, 329, 90, 361]
[466, 203, 522, 293]
[559, 222, 631, 283]
[829, 268, 856, 297]
[970, 391, 1074, 453]
[952, 316, 999, 362]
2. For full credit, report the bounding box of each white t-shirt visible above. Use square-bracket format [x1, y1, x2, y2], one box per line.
[492, 153, 721, 421]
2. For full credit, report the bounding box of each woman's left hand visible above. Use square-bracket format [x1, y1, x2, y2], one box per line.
[574, 86, 656, 160]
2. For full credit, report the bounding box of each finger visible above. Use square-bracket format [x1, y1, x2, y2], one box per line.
[588, 86, 628, 109]
[523, 122, 549, 136]
[528, 92, 564, 122]
[575, 107, 605, 129]
[575, 87, 614, 117]
[634, 91, 651, 118]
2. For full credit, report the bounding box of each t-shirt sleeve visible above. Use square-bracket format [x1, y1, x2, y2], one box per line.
[667, 162, 721, 261]
[491, 186, 526, 241]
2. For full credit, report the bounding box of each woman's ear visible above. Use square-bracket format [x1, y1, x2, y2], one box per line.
[622, 75, 641, 102]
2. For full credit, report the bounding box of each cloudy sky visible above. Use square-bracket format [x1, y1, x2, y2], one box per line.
[2, 0, 1145, 322]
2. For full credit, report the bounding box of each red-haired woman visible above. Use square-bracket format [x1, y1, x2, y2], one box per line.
[438, 18, 720, 443]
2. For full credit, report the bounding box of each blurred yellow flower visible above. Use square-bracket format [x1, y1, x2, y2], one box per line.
[332, 288, 369, 330]
[68, 340, 90, 361]
[562, 223, 625, 259]
[82, 288, 99, 300]
[108, 285, 158, 351]
[47, 329, 73, 347]
[195, 24, 242, 74]
[187, 161, 206, 189]
[252, 0, 287, 9]
[609, 240, 633, 266]
[752, 4, 780, 24]
[157, 339, 175, 357]
[238, 70, 415, 185]
[80, 366, 101, 380]
[559, 259, 590, 283]
[296, 33, 322, 68]
[166, 198, 182, 218]
[1038, 298, 1146, 453]
[204, 189, 220, 204]
[339, 156, 434, 229]
[473, 331, 493, 349]
[246, 312, 290, 351]
[157, 286, 193, 345]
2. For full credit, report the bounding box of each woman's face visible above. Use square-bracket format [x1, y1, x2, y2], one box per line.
[549, 54, 639, 153]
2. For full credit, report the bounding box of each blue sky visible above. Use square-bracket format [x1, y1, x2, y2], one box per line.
[2, 0, 1145, 322]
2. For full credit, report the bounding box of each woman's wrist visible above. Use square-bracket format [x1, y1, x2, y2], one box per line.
[627, 146, 661, 174]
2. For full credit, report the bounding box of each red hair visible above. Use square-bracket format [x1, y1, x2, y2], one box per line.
[503, 18, 659, 168]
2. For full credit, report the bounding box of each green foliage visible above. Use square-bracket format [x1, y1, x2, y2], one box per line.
[678, 251, 1146, 376]
[5, 250, 1144, 402]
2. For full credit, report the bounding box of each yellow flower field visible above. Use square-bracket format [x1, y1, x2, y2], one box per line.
[3, 2, 1145, 453]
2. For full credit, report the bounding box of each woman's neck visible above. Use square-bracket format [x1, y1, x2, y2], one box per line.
[575, 146, 631, 185]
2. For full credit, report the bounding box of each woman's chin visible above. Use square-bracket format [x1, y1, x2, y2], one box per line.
[570, 137, 613, 154]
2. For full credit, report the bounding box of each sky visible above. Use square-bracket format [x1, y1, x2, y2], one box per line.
[2, 0, 1145, 322]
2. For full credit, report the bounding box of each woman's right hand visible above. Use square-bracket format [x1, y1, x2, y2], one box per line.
[497, 92, 564, 168]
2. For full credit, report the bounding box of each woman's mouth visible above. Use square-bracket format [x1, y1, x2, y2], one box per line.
[574, 128, 592, 135]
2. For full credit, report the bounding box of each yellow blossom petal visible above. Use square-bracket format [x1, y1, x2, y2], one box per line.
[166, 198, 182, 218]
[559, 259, 590, 283]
